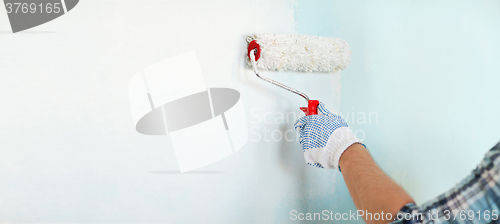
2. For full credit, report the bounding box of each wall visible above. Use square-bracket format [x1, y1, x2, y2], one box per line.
[1, 0, 500, 223]
[297, 0, 500, 210]
[0, 0, 310, 223]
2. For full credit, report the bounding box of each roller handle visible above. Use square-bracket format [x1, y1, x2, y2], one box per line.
[300, 100, 319, 116]
[248, 40, 317, 116]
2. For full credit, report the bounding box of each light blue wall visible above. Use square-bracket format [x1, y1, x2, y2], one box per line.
[297, 0, 500, 212]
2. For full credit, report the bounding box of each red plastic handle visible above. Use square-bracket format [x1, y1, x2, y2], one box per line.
[300, 100, 319, 116]
[247, 40, 261, 61]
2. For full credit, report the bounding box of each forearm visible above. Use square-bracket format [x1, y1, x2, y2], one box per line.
[339, 144, 414, 224]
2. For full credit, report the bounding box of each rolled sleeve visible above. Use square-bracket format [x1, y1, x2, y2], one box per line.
[390, 142, 500, 224]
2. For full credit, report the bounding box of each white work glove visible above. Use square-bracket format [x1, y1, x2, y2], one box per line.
[294, 102, 362, 171]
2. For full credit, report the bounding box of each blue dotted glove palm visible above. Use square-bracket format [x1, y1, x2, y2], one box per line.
[294, 102, 362, 170]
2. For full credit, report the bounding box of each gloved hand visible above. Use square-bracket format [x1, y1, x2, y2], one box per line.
[294, 102, 362, 171]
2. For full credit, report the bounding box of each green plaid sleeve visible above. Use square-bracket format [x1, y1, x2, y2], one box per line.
[390, 141, 500, 224]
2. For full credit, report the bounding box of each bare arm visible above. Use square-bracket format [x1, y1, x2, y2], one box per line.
[339, 143, 415, 224]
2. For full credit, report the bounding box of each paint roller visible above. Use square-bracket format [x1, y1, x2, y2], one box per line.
[246, 33, 351, 115]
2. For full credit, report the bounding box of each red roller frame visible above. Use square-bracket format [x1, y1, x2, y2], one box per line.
[248, 40, 319, 116]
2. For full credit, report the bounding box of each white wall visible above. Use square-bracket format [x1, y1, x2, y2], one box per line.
[3, 0, 497, 223]
[0, 0, 343, 223]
